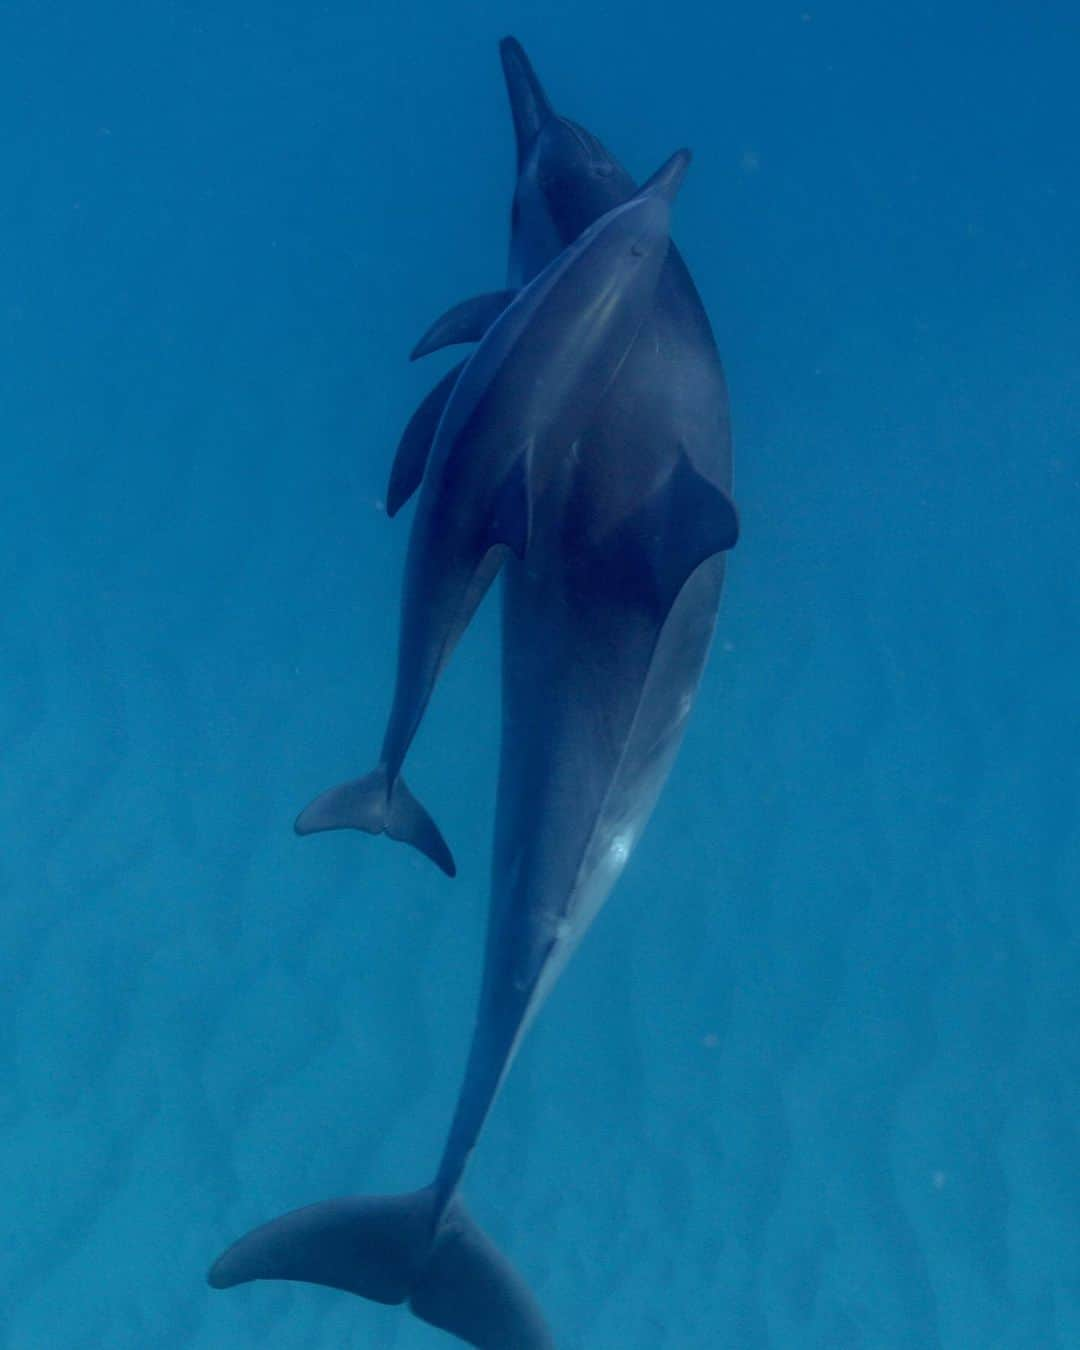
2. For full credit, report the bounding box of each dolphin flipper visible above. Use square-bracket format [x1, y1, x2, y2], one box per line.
[387, 359, 467, 517]
[610, 450, 739, 620]
[410, 290, 516, 361]
[295, 768, 456, 877]
[208, 1189, 555, 1350]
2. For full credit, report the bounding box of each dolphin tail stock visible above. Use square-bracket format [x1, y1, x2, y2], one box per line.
[208, 1187, 556, 1350]
[295, 765, 456, 877]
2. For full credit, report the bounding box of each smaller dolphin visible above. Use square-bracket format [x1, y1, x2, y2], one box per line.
[294, 150, 691, 877]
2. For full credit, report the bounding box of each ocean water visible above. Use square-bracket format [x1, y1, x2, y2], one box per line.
[3, 2, 1078, 1347]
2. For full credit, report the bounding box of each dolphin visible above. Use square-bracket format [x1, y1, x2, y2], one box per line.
[208, 40, 738, 1349]
[292, 150, 691, 879]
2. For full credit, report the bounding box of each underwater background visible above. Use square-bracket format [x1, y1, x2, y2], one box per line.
[3, 1, 1078, 1346]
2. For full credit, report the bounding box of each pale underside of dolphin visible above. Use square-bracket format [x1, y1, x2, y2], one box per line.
[208, 37, 738, 1350]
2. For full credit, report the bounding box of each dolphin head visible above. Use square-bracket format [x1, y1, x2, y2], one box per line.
[500, 37, 638, 285]
[588, 149, 690, 297]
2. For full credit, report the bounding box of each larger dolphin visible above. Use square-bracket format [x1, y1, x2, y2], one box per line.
[208, 38, 738, 1349]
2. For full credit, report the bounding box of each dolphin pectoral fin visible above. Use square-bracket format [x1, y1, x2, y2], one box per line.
[209, 1190, 555, 1349]
[295, 769, 456, 877]
[672, 449, 740, 555]
[611, 450, 740, 620]
[487, 445, 533, 560]
[387, 359, 467, 517]
[410, 290, 516, 361]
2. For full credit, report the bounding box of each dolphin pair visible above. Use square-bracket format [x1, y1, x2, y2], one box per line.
[292, 147, 693, 878]
[209, 37, 739, 1349]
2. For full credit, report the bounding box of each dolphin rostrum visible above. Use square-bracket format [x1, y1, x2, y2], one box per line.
[208, 41, 738, 1350]
[291, 149, 692, 879]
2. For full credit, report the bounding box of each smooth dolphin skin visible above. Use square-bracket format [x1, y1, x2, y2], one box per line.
[292, 150, 691, 880]
[209, 39, 738, 1350]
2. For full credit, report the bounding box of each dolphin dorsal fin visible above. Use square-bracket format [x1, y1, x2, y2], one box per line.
[386, 359, 466, 517]
[610, 449, 739, 620]
[411, 290, 517, 361]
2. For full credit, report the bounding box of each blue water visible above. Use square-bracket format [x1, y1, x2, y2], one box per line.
[3, 3, 1078, 1346]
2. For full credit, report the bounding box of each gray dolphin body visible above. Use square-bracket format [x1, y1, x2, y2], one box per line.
[208, 39, 737, 1350]
[292, 152, 690, 880]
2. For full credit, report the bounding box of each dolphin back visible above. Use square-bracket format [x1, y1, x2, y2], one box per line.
[209, 1188, 555, 1350]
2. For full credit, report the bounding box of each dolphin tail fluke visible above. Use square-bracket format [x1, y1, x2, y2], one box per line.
[208, 1189, 556, 1350]
[294, 768, 456, 877]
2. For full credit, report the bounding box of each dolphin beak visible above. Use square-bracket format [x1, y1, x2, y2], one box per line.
[500, 37, 555, 165]
[640, 149, 693, 205]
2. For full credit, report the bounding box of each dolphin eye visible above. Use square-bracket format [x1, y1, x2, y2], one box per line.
[592, 162, 614, 179]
